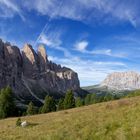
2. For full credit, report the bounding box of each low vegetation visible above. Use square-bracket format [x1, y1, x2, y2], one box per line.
[0, 86, 140, 119]
[1, 87, 140, 139]
[0, 86, 16, 118]
[1, 96, 140, 139]
[126, 89, 140, 97]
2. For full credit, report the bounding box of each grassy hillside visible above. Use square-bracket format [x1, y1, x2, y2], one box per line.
[1, 96, 140, 140]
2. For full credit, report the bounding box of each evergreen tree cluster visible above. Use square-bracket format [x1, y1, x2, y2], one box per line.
[0, 86, 16, 119]
[0, 86, 124, 119]
[84, 93, 121, 106]
[26, 90, 77, 115]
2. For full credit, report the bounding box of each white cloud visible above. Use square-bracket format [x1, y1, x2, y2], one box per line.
[91, 49, 127, 58]
[0, 0, 139, 26]
[74, 41, 127, 58]
[74, 41, 88, 52]
[39, 33, 62, 48]
[48, 55, 128, 86]
[0, 0, 25, 20]
[38, 32, 72, 57]
[20, 0, 140, 27]
[91, 49, 111, 55]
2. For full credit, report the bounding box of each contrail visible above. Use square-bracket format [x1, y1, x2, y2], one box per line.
[33, 0, 64, 48]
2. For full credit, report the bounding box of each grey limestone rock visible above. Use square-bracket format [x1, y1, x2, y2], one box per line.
[0, 39, 80, 105]
[100, 71, 140, 90]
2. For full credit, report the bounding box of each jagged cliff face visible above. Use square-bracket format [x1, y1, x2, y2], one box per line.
[0, 39, 80, 105]
[100, 71, 140, 90]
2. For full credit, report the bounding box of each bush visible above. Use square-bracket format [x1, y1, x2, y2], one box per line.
[16, 118, 21, 126]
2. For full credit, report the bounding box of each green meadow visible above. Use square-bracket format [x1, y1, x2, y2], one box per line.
[1, 96, 140, 140]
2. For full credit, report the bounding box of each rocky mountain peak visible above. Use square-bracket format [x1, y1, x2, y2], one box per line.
[38, 45, 47, 59]
[0, 39, 81, 106]
[100, 71, 140, 90]
[22, 44, 38, 64]
[22, 44, 39, 78]
[38, 45, 49, 71]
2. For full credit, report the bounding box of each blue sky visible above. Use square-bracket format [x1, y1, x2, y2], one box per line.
[0, 0, 140, 86]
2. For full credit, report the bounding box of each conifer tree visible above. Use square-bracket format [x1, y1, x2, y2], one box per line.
[84, 94, 91, 105]
[75, 97, 83, 107]
[90, 94, 97, 104]
[26, 101, 36, 115]
[0, 86, 15, 118]
[57, 98, 64, 111]
[64, 90, 75, 109]
[41, 95, 56, 113]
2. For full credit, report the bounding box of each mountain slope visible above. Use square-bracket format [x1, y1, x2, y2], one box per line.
[1, 96, 140, 139]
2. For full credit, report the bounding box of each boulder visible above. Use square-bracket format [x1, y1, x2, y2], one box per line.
[21, 121, 28, 127]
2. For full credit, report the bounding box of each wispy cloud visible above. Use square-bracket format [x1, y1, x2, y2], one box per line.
[0, 0, 25, 21]
[48, 55, 128, 86]
[91, 49, 111, 56]
[20, 0, 140, 27]
[0, 1, 139, 26]
[39, 33, 62, 48]
[91, 49, 127, 58]
[38, 30, 72, 57]
[74, 40, 127, 58]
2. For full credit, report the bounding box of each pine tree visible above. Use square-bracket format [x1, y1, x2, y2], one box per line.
[49, 96, 56, 112]
[84, 94, 91, 105]
[75, 97, 83, 107]
[64, 90, 75, 109]
[104, 94, 113, 102]
[38, 106, 42, 114]
[0, 86, 15, 118]
[26, 101, 36, 115]
[90, 94, 97, 104]
[41, 95, 56, 113]
[57, 98, 64, 111]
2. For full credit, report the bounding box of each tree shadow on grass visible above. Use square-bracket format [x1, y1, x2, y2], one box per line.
[26, 122, 39, 128]
[28, 123, 39, 127]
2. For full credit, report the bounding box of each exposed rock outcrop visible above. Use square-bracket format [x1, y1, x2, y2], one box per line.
[100, 71, 140, 90]
[0, 39, 80, 106]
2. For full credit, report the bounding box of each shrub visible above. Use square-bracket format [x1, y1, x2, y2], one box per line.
[16, 118, 21, 126]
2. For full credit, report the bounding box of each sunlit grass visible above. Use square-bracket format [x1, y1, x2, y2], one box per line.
[1, 96, 140, 140]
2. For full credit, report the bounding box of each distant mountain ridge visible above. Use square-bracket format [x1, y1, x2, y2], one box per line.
[83, 71, 140, 95]
[101, 71, 140, 90]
